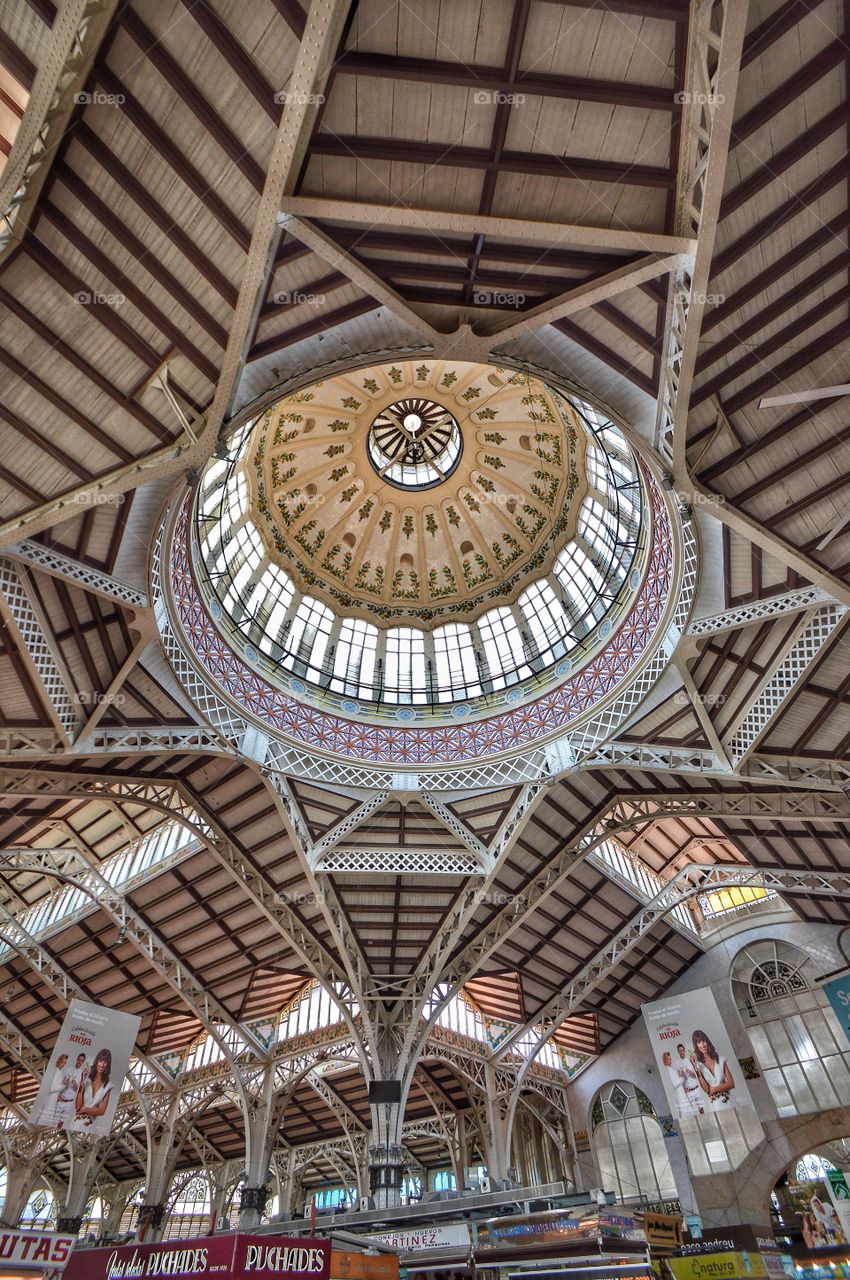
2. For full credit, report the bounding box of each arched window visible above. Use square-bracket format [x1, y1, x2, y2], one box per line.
[164, 1173, 212, 1240]
[20, 1185, 56, 1228]
[731, 940, 850, 1117]
[590, 1082, 677, 1203]
[80, 1194, 106, 1239]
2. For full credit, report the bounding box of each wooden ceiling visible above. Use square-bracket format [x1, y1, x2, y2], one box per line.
[0, 0, 849, 1190]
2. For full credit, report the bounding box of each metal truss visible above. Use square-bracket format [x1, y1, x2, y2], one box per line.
[0, 768, 364, 1045]
[725, 604, 848, 764]
[316, 847, 481, 876]
[657, 0, 749, 465]
[419, 794, 492, 870]
[0, 0, 116, 257]
[583, 743, 850, 791]
[0, 846, 267, 1068]
[5, 541, 149, 610]
[307, 791, 391, 867]
[498, 862, 850, 1089]
[0, 557, 82, 742]
[686, 586, 836, 636]
[279, 214, 440, 346]
[279, 197, 699, 257]
[0, 900, 174, 1091]
[393, 780, 850, 1065]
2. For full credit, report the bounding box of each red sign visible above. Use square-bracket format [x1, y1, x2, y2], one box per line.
[62, 1234, 331, 1280]
[236, 1238, 332, 1276]
[0, 1230, 76, 1271]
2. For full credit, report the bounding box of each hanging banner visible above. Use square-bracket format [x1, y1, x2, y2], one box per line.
[821, 972, 850, 1047]
[642, 989, 753, 1117]
[826, 1169, 850, 1237]
[30, 999, 141, 1138]
[0, 1229, 76, 1272]
[63, 1234, 331, 1280]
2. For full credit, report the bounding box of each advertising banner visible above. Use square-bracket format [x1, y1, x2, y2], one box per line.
[30, 1000, 141, 1138]
[826, 1169, 850, 1237]
[0, 1229, 76, 1272]
[821, 972, 850, 1048]
[642, 989, 753, 1117]
[475, 1210, 640, 1250]
[776, 1175, 848, 1248]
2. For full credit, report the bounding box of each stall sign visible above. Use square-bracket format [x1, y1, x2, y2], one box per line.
[669, 1252, 769, 1280]
[476, 1211, 638, 1249]
[62, 1234, 330, 1279]
[330, 1251, 399, 1280]
[644, 1214, 684, 1250]
[0, 1230, 76, 1272]
[370, 1225, 470, 1252]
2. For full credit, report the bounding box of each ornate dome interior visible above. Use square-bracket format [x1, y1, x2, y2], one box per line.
[0, 0, 849, 1248]
[185, 360, 652, 724]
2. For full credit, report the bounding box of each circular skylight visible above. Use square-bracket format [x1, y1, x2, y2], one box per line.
[184, 361, 653, 726]
[366, 398, 463, 489]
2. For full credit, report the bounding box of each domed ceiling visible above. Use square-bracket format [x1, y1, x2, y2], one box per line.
[157, 357, 687, 775]
[249, 360, 586, 626]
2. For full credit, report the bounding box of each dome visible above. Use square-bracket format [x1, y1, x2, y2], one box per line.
[159, 358, 684, 776]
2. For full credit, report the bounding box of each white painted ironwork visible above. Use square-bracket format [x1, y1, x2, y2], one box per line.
[0, 557, 82, 742]
[317, 847, 481, 876]
[687, 587, 835, 636]
[0, 846, 267, 1065]
[725, 605, 848, 764]
[657, 0, 749, 466]
[5, 541, 149, 610]
[499, 862, 850, 1069]
[0, 0, 116, 254]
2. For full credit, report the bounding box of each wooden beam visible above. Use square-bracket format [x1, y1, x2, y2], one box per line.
[280, 197, 697, 255]
[306, 134, 676, 188]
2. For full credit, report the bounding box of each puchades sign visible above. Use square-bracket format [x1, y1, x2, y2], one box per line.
[29, 999, 141, 1137]
[642, 988, 754, 1118]
[62, 1235, 331, 1279]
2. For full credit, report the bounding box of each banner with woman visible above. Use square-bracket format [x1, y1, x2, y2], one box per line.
[29, 999, 140, 1138]
[642, 989, 754, 1118]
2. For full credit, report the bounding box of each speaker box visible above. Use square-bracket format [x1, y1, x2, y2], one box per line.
[368, 1079, 402, 1104]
